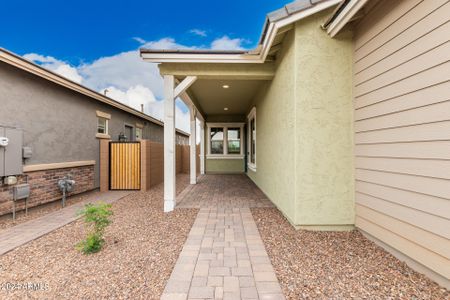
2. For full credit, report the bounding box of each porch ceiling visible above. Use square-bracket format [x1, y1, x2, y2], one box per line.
[188, 79, 265, 116]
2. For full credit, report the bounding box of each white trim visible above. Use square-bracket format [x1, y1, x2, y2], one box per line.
[190, 108, 197, 184]
[97, 117, 109, 136]
[140, 0, 340, 64]
[247, 164, 257, 172]
[326, 0, 369, 37]
[174, 76, 197, 98]
[206, 155, 245, 160]
[163, 75, 176, 212]
[206, 122, 245, 158]
[247, 107, 257, 171]
[200, 121, 205, 175]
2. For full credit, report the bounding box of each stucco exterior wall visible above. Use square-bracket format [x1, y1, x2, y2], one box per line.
[247, 29, 297, 224]
[293, 10, 354, 229]
[206, 159, 245, 174]
[247, 10, 354, 229]
[0, 62, 189, 188]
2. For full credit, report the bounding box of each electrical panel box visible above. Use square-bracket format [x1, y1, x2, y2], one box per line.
[22, 147, 32, 159]
[0, 126, 23, 177]
[13, 184, 30, 200]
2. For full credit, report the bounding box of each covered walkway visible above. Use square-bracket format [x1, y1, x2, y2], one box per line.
[161, 175, 285, 300]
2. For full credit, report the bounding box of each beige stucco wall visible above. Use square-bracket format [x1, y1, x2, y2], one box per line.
[293, 10, 354, 229]
[248, 9, 354, 229]
[206, 159, 245, 173]
[247, 29, 297, 224]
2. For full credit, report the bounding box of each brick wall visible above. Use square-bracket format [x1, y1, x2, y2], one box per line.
[0, 165, 95, 216]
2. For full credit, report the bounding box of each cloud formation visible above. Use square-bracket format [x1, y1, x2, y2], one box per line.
[189, 29, 207, 37]
[211, 36, 246, 50]
[23, 35, 249, 133]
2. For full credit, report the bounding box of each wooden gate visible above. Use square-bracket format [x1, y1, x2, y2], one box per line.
[109, 142, 141, 190]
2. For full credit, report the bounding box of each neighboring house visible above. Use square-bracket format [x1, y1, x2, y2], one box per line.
[140, 0, 450, 289]
[0, 48, 189, 216]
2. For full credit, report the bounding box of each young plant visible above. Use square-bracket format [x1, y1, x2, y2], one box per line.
[76, 202, 113, 254]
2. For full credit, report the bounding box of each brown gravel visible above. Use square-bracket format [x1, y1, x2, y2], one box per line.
[0, 174, 198, 299]
[252, 208, 449, 300]
[0, 190, 101, 231]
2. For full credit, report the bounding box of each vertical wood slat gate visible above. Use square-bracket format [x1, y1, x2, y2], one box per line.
[109, 142, 141, 190]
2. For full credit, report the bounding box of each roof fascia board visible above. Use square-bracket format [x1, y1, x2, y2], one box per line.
[326, 0, 369, 37]
[141, 52, 264, 64]
[0, 49, 169, 128]
[275, 0, 341, 28]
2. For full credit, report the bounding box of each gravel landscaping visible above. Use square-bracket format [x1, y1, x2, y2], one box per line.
[0, 174, 198, 299]
[0, 190, 101, 231]
[252, 208, 449, 300]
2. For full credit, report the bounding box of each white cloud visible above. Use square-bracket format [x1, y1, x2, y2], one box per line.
[211, 36, 246, 50]
[23, 53, 83, 83]
[23, 35, 249, 134]
[189, 29, 207, 37]
[132, 37, 146, 44]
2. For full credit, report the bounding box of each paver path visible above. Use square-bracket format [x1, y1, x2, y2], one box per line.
[0, 190, 131, 256]
[162, 175, 285, 300]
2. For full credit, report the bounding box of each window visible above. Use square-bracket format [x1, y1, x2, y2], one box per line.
[210, 127, 224, 154]
[96, 110, 111, 139]
[207, 123, 244, 158]
[135, 127, 143, 140]
[247, 107, 256, 170]
[97, 117, 108, 134]
[227, 128, 241, 154]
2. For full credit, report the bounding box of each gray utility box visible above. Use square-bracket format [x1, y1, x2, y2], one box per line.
[0, 126, 23, 177]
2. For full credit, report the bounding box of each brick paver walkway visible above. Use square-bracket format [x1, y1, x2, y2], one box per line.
[162, 175, 285, 300]
[0, 190, 131, 256]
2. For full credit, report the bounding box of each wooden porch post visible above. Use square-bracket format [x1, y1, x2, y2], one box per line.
[163, 75, 176, 212]
[190, 108, 197, 184]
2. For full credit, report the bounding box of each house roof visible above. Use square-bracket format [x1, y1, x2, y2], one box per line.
[0, 48, 189, 137]
[322, 0, 369, 37]
[140, 0, 342, 64]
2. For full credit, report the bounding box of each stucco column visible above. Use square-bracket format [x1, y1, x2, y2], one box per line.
[163, 75, 176, 212]
[190, 108, 197, 184]
[200, 120, 205, 175]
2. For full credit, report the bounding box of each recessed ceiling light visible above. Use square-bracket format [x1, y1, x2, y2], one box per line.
[222, 85, 230, 89]
[224, 107, 229, 111]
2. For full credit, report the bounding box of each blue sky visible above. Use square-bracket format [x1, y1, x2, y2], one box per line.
[1, 0, 288, 131]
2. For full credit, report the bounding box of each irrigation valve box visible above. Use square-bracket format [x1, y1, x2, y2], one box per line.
[0, 126, 23, 177]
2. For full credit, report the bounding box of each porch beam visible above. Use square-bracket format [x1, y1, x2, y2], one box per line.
[190, 108, 197, 184]
[174, 76, 197, 98]
[163, 75, 176, 212]
[159, 62, 275, 80]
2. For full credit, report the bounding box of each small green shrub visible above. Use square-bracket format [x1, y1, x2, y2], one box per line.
[76, 202, 113, 254]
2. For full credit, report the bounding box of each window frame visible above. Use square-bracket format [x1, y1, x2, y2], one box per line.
[247, 107, 257, 171]
[95, 110, 111, 139]
[206, 123, 244, 159]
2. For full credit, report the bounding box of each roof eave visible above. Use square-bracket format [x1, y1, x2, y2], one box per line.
[323, 0, 368, 37]
[140, 0, 341, 65]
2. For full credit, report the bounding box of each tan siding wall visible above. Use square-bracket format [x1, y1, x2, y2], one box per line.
[353, 0, 450, 287]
